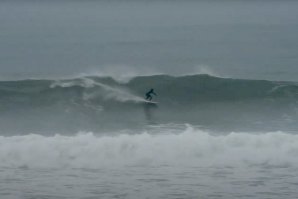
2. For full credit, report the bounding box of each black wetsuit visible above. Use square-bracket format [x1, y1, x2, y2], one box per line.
[145, 89, 157, 101]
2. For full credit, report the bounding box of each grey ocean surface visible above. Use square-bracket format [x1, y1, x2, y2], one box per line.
[1, 0, 298, 199]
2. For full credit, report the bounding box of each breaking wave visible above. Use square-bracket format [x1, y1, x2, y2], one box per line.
[1, 74, 298, 134]
[1, 74, 297, 106]
[0, 126, 298, 169]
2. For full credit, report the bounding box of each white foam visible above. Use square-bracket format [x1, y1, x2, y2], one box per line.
[1, 126, 298, 169]
[50, 78, 96, 88]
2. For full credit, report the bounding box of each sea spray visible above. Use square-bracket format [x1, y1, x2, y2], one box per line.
[51, 77, 146, 103]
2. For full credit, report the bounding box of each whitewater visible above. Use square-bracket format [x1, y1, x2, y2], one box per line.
[0, 75, 298, 198]
[2, 126, 298, 169]
[1, 126, 298, 198]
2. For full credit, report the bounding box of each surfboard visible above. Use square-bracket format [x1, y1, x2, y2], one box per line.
[144, 100, 158, 104]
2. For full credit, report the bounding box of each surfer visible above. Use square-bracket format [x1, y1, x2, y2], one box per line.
[145, 88, 157, 101]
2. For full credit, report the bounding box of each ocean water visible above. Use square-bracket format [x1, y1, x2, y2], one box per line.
[1, 75, 298, 198]
[1, 0, 298, 198]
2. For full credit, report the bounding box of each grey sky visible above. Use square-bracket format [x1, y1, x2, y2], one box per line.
[1, 0, 298, 81]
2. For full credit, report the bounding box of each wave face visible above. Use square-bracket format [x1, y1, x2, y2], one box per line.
[0, 75, 298, 134]
[1, 126, 298, 169]
[1, 74, 297, 105]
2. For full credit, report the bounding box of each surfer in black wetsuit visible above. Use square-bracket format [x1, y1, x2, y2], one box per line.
[145, 89, 157, 101]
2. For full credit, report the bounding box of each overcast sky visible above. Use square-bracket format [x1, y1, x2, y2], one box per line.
[1, 0, 298, 81]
